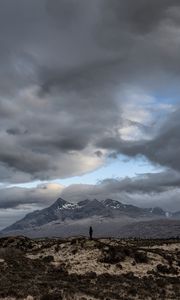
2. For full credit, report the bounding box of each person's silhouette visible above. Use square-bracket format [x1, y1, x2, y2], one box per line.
[89, 226, 93, 240]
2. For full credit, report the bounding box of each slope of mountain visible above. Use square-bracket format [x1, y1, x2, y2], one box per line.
[1, 198, 170, 237]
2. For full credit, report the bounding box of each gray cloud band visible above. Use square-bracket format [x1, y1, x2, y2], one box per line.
[1, 170, 180, 211]
[0, 0, 179, 184]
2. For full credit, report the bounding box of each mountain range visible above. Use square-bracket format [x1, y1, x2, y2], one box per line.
[1, 198, 180, 238]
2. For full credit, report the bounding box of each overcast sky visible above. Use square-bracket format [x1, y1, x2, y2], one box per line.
[0, 0, 180, 229]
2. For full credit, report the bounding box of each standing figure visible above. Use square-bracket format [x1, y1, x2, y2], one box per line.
[89, 226, 93, 240]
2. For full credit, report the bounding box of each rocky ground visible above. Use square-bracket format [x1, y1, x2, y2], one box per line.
[0, 236, 179, 299]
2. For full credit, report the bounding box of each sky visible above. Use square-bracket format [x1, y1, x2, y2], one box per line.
[0, 0, 180, 229]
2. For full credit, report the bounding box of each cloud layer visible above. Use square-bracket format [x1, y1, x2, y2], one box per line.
[0, 1, 180, 221]
[0, 0, 180, 182]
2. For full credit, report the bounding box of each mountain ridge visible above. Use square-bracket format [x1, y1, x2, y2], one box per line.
[2, 197, 177, 236]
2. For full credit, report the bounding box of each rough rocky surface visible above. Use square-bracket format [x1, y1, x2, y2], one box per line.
[0, 236, 180, 299]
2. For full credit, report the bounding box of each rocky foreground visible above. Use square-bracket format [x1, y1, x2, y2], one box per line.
[0, 236, 180, 300]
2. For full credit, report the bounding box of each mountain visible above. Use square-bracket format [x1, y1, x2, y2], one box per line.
[1, 198, 171, 237]
[103, 199, 166, 217]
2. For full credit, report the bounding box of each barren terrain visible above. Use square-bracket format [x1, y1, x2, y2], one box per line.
[0, 236, 179, 299]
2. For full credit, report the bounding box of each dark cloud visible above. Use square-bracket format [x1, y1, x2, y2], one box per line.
[0, 183, 63, 209]
[94, 151, 103, 158]
[0, 0, 179, 188]
[46, 0, 87, 29]
[98, 107, 180, 172]
[99, 0, 180, 36]
[61, 170, 180, 198]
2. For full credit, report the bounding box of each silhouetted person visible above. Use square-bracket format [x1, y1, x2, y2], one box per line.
[89, 226, 93, 240]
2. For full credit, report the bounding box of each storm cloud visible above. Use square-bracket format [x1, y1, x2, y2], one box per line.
[0, 1, 180, 220]
[98, 107, 180, 171]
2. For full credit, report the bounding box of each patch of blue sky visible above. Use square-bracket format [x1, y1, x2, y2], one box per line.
[7, 155, 164, 189]
[152, 94, 178, 105]
[54, 155, 163, 186]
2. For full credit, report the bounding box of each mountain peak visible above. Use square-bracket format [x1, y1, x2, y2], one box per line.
[50, 198, 68, 209]
[104, 199, 123, 208]
[78, 199, 103, 207]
